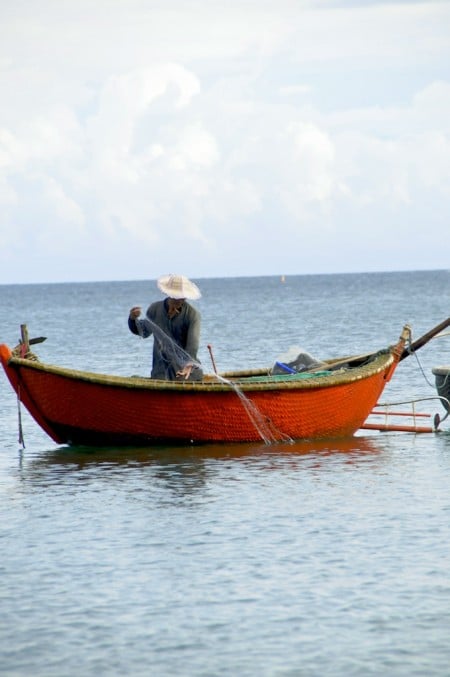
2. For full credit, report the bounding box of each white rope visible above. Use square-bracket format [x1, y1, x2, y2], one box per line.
[213, 373, 293, 445]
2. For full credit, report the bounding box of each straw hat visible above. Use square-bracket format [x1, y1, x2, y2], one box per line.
[157, 274, 201, 300]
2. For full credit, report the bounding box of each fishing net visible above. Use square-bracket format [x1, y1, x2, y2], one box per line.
[212, 372, 293, 444]
[135, 316, 203, 381]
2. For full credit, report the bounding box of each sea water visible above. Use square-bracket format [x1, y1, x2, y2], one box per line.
[1, 271, 450, 676]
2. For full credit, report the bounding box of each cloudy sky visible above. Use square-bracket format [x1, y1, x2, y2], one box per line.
[0, 0, 449, 284]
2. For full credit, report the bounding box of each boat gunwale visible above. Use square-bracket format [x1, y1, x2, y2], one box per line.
[5, 349, 395, 393]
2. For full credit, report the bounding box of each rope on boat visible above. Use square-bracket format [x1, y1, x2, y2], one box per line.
[376, 395, 448, 406]
[410, 347, 436, 389]
[412, 331, 449, 426]
[400, 325, 450, 421]
[17, 385, 25, 449]
[432, 331, 450, 340]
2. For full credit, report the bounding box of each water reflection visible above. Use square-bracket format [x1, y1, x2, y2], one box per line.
[16, 435, 384, 495]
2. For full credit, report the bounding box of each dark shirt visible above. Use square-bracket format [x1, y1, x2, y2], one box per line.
[128, 299, 202, 380]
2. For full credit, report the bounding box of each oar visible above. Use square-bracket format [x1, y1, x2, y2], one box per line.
[399, 317, 450, 361]
[30, 336, 47, 345]
[314, 319, 450, 372]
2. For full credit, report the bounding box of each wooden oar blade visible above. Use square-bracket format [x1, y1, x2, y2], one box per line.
[29, 336, 47, 345]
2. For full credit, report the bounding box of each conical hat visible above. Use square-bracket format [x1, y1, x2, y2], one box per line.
[157, 274, 201, 300]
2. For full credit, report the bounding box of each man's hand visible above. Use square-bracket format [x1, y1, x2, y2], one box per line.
[129, 306, 142, 320]
[176, 363, 193, 380]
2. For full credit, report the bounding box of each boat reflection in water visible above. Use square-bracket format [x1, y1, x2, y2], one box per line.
[17, 435, 385, 501]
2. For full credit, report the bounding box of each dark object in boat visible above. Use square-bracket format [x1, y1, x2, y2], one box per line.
[432, 365, 450, 414]
[271, 350, 326, 375]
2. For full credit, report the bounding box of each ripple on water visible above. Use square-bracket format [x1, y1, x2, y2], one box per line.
[2, 418, 450, 674]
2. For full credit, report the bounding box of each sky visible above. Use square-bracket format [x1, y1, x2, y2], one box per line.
[0, 0, 449, 284]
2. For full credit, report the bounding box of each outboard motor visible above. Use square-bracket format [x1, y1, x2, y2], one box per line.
[432, 366, 450, 416]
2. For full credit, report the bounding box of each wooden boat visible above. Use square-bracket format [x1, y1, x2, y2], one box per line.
[0, 324, 414, 447]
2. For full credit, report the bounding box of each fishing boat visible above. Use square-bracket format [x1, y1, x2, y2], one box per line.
[0, 320, 448, 447]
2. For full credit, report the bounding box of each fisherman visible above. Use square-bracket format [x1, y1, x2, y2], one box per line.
[128, 274, 203, 381]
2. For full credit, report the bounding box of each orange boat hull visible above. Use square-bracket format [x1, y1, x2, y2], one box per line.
[0, 343, 399, 446]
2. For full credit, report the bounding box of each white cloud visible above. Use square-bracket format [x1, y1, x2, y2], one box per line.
[41, 177, 85, 229]
[169, 125, 219, 170]
[287, 1, 450, 66]
[0, 177, 16, 206]
[279, 85, 312, 96]
[287, 121, 336, 202]
[86, 64, 201, 171]
[412, 81, 450, 132]
[0, 1, 449, 282]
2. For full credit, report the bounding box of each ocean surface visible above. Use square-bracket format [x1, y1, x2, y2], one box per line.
[1, 270, 450, 676]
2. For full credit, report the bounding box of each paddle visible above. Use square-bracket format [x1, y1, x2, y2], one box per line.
[309, 318, 450, 373]
[399, 317, 450, 361]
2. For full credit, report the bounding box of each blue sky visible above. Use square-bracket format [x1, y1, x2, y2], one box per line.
[0, 0, 449, 284]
